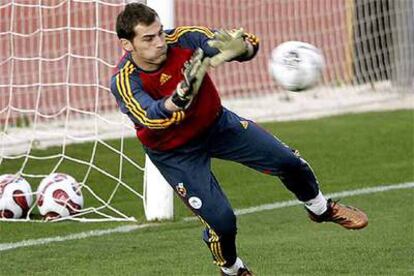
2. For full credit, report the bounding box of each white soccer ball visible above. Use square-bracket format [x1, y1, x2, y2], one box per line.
[0, 174, 33, 219]
[269, 41, 325, 91]
[36, 173, 84, 220]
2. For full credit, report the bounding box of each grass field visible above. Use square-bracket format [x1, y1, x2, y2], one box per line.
[1, 109, 413, 275]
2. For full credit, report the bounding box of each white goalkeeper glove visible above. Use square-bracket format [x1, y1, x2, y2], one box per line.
[171, 48, 210, 109]
[208, 28, 248, 67]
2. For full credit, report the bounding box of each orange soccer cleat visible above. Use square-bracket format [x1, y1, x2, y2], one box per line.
[308, 199, 368, 230]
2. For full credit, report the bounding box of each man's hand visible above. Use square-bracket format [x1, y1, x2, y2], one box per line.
[170, 48, 210, 110]
[192, 57, 210, 94]
[208, 28, 248, 67]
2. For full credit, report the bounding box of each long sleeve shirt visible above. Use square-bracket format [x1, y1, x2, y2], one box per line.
[110, 26, 259, 151]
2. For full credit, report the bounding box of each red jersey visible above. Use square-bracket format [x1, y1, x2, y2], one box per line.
[110, 26, 259, 151]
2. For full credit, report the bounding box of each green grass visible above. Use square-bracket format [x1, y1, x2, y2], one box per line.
[1, 109, 413, 275]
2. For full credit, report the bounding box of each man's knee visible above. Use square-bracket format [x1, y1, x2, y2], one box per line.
[278, 153, 305, 174]
[209, 208, 237, 236]
[275, 151, 320, 201]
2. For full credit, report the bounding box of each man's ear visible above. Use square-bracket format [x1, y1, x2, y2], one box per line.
[120, 38, 134, 52]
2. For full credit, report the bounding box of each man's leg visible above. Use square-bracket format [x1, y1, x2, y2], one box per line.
[209, 108, 319, 201]
[145, 146, 240, 268]
[209, 108, 367, 230]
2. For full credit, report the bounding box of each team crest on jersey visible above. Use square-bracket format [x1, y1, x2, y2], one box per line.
[175, 182, 187, 197]
[160, 73, 171, 85]
[240, 120, 249, 129]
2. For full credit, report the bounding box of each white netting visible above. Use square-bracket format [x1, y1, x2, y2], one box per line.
[0, 0, 413, 221]
[0, 0, 144, 222]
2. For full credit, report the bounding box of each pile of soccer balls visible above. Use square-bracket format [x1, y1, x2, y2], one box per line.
[0, 173, 83, 220]
[269, 41, 325, 91]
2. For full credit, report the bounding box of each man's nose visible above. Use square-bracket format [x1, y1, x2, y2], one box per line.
[155, 35, 165, 48]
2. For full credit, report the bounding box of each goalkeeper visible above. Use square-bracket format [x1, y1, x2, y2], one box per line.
[111, 3, 368, 276]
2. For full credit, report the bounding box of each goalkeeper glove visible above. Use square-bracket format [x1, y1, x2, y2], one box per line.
[192, 57, 210, 95]
[171, 48, 210, 109]
[208, 28, 248, 67]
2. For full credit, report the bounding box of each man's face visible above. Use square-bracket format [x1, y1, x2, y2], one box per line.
[128, 18, 167, 70]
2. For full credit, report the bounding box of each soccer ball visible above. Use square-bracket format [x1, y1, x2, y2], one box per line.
[0, 174, 33, 219]
[269, 41, 325, 91]
[37, 173, 84, 220]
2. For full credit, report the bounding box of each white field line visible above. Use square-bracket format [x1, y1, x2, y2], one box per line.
[0, 224, 159, 252]
[0, 182, 413, 252]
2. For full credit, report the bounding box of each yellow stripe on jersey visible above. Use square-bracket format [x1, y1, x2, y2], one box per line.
[123, 65, 178, 126]
[176, 110, 185, 124]
[165, 26, 215, 44]
[116, 64, 166, 128]
[116, 61, 184, 129]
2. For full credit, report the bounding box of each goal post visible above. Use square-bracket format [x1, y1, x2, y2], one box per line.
[143, 0, 174, 221]
[143, 155, 173, 221]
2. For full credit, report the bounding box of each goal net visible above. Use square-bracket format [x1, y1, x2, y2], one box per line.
[0, 0, 412, 222]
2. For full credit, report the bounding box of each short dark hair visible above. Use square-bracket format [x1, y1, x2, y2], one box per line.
[116, 3, 158, 41]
